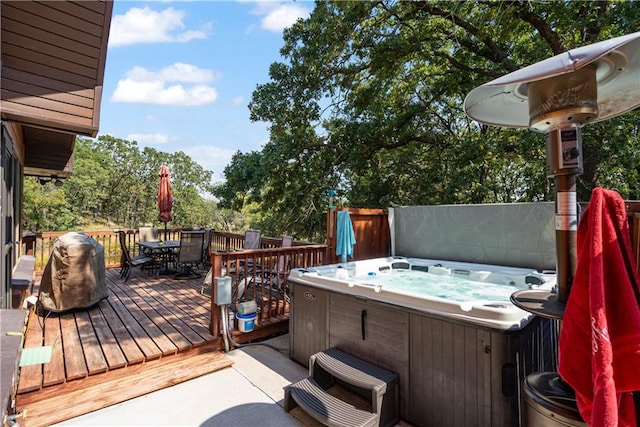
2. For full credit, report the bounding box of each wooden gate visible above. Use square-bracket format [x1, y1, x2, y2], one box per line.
[326, 208, 391, 264]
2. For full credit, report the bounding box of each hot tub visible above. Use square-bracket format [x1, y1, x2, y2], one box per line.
[288, 256, 558, 427]
[289, 256, 556, 330]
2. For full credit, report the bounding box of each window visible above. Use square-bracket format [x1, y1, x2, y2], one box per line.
[1, 124, 19, 308]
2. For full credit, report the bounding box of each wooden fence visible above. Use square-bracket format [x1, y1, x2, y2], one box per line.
[325, 208, 391, 264]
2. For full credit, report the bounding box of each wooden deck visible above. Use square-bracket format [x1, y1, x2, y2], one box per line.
[12, 266, 284, 427]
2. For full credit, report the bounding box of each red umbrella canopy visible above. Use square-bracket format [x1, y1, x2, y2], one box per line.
[157, 165, 173, 223]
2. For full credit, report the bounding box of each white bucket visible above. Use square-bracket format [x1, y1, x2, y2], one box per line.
[236, 312, 257, 332]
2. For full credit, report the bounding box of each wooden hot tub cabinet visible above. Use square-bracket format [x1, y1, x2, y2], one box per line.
[289, 281, 555, 427]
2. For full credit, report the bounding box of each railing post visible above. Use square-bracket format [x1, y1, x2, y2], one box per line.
[22, 232, 37, 256]
[210, 252, 224, 336]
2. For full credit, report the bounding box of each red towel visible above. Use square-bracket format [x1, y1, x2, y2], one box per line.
[559, 188, 640, 426]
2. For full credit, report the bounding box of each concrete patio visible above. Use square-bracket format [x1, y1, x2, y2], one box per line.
[52, 334, 311, 426]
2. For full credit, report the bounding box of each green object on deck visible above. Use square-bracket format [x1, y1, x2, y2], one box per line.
[20, 346, 52, 366]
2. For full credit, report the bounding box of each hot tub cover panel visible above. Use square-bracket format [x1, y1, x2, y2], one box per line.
[39, 232, 108, 312]
[390, 203, 556, 271]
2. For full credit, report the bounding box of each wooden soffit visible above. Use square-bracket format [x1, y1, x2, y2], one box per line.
[0, 1, 113, 138]
[21, 126, 74, 178]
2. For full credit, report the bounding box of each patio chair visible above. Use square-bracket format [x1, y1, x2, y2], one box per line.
[248, 235, 293, 303]
[138, 226, 160, 257]
[139, 227, 159, 242]
[244, 229, 261, 249]
[200, 267, 213, 296]
[221, 229, 263, 299]
[200, 228, 213, 269]
[117, 230, 158, 281]
[175, 231, 205, 279]
[232, 229, 262, 276]
[265, 235, 293, 286]
[281, 235, 293, 249]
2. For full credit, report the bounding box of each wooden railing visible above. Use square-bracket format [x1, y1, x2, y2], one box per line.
[23, 230, 130, 273]
[21, 229, 322, 275]
[208, 231, 306, 253]
[208, 244, 328, 336]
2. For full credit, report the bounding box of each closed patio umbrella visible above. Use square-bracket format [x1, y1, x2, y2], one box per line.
[157, 165, 173, 241]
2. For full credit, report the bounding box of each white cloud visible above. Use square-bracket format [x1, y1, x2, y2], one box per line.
[232, 96, 245, 106]
[244, 1, 311, 32]
[126, 63, 220, 84]
[244, 23, 257, 36]
[109, 6, 210, 47]
[111, 63, 219, 106]
[126, 133, 171, 145]
[260, 3, 310, 31]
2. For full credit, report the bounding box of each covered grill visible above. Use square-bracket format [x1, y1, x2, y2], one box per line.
[38, 232, 108, 313]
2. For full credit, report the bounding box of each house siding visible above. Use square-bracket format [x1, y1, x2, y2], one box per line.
[0, 1, 112, 136]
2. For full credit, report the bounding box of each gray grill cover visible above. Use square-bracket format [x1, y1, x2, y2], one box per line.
[39, 232, 108, 312]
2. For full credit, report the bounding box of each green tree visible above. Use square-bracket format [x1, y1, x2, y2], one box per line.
[23, 178, 75, 232]
[216, 0, 639, 241]
[23, 135, 220, 232]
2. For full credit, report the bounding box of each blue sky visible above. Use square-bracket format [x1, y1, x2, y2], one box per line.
[99, 1, 313, 183]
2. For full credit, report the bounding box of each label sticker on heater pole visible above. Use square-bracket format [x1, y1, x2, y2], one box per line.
[556, 215, 577, 231]
[556, 191, 578, 231]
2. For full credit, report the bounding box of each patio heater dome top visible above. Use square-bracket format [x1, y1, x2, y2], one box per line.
[463, 31, 640, 133]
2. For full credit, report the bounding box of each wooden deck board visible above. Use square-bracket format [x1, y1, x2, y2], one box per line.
[153, 278, 213, 329]
[13, 266, 288, 427]
[107, 280, 176, 357]
[114, 278, 206, 345]
[128, 277, 214, 342]
[17, 310, 44, 393]
[16, 268, 218, 393]
[42, 314, 64, 387]
[88, 304, 128, 370]
[96, 299, 145, 365]
[60, 312, 88, 380]
[109, 279, 192, 351]
[18, 349, 234, 427]
[75, 310, 109, 375]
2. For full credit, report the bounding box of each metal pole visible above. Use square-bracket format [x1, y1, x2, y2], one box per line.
[554, 175, 578, 304]
[546, 128, 582, 304]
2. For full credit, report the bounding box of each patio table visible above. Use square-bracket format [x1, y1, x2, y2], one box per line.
[138, 240, 180, 274]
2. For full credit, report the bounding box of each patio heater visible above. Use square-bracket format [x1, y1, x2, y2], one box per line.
[464, 31, 640, 425]
[464, 31, 640, 316]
